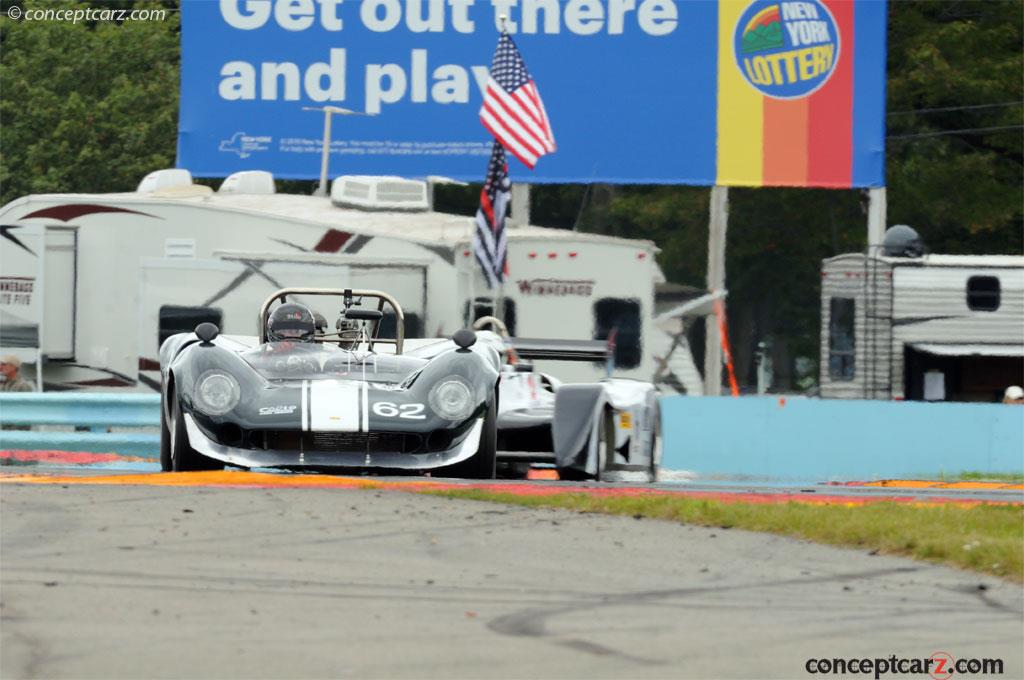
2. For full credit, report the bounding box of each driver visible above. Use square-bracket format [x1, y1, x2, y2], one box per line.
[267, 303, 317, 343]
[313, 311, 328, 336]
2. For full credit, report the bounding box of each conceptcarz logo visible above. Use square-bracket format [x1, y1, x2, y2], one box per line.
[804, 652, 1004, 679]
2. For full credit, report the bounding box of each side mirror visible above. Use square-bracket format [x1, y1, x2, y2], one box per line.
[452, 328, 476, 351]
[195, 322, 220, 344]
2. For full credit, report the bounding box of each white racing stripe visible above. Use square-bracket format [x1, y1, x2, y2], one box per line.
[309, 380, 362, 432]
[361, 383, 369, 432]
[301, 380, 309, 431]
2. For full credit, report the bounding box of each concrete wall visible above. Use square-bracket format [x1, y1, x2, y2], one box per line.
[660, 395, 1024, 480]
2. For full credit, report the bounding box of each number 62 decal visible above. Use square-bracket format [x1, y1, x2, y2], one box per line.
[372, 401, 426, 419]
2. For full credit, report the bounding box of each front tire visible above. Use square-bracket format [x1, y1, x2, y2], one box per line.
[159, 389, 172, 472]
[647, 404, 662, 483]
[444, 395, 497, 480]
[170, 397, 222, 472]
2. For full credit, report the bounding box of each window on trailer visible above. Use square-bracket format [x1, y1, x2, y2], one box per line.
[828, 297, 855, 381]
[593, 298, 642, 369]
[158, 306, 223, 349]
[966, 276, 1001, 312]
[378, 311, 422, 340]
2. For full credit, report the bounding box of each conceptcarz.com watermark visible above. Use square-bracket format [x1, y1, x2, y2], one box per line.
[805, 652, 1004, 679]
[6, 5, 168, 22]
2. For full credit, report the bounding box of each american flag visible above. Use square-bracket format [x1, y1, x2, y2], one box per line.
[473, 141, 511, 289]
[479, 32, 556, 169]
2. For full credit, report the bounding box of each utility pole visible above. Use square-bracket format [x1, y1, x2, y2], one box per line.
[704, 185, 729, 396]
[867, 187, 887, 251]
[511, 183, 531, 226]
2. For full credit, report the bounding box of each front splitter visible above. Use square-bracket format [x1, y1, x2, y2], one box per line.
[184, 414, 483, 471]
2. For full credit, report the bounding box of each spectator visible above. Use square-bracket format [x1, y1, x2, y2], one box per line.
[0, 355, 35, 392]
[1003, 385, 1024, 404]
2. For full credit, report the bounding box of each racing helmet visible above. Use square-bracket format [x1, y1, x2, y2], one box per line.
[267, 303, 316, 343]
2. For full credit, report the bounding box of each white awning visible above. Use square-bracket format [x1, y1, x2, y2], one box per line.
[653, 290, 728, 335]
[911, 343, 1024, 357]
[654, 289, 728, 324]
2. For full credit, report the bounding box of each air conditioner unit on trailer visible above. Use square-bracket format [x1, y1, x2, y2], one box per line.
[331, 176, 429, 212]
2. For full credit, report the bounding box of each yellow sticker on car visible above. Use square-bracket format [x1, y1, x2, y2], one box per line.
[619, 412, 632, 429]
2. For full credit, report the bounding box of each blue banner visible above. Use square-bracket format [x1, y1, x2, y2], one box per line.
[178, 0, 886, 187]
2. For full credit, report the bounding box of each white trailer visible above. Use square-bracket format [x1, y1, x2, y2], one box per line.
[820, 251, 1024, 401]
[0, 170, 704, 394]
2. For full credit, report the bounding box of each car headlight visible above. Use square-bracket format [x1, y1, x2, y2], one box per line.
[428, 377, 474, 421]
[194, 370, 241, 416]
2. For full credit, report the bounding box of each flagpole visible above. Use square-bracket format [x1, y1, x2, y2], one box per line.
[494, 284, 503, 334]
[493, 15, 507, 330]
[468, 240, 476, 328]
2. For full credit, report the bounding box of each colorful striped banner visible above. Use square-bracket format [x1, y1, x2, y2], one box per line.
[717, 0, 886, 188]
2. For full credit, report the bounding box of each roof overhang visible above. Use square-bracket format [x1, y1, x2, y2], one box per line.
[911, 343, 1024, 358]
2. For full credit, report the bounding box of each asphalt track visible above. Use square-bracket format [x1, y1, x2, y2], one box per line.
[2, 463, 1023, 679]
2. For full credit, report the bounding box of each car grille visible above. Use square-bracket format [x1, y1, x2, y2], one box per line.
[308, 431, 421, 454]
[261, 430, 424, 454]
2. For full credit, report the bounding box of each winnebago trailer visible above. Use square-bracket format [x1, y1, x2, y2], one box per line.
[820, 250, 1024, 402]
[0, 170, 704, 394]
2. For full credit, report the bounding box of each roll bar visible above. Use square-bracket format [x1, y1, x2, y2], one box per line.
[472, 315, 510, 337]
[258, 288, 405, 354]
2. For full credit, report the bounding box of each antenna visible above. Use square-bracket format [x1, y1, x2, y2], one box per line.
[498, 13, 508, 32]
[301, 106, 377, 197]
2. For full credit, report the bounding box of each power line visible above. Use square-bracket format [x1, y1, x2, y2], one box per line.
[887, 124, 1024, 139]
[888, 101, 1023, 115]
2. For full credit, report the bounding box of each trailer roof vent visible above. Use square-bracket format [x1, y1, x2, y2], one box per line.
[331, 176, 428, 212]
[218, 171, 276, 195]
[137, 169, 193, 194]
[883, 224, 925, 258]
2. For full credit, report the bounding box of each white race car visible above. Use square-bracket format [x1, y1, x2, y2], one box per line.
[473, 317, 662, 482]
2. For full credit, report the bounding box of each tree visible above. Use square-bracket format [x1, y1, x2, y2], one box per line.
[886, 0, 1022, 255]
[0, 0, 180, 205]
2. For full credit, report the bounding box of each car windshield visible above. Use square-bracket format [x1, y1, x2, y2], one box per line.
[241, 342, 426, 382]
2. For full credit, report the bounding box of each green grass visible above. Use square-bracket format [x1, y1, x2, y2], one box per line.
[427, 489, 1024, 582]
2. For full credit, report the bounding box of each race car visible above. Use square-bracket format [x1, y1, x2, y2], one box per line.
[158, 288, 500, 477]
[474, 317, 662, 482]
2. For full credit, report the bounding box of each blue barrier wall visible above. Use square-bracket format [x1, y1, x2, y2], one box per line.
[4, 393, 1022, 477]
[0, 394, 160, 458]
[0, 394, 160, 427]
[660, 396, 1024, 480]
